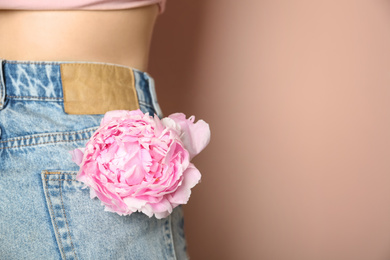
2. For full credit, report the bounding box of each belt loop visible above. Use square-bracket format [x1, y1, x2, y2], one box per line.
[0, 59, 6, 110]
[144, 72, 163, 118]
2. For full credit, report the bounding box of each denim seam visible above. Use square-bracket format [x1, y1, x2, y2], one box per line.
[169, 214, 178, 260]
[4, 60, 139, 71]
[147, 76, 164, 118]
[0, 60, 4, 108]
[0, 128, 97, 143]
[6, 95, 63, 100]
[47, 172, 77, 175]
[42, 171, 67, 260]
[0, 83, 2, 107]
[46, 179, 80, 182]
[0, 136, 91, 150]
[139, 101, 154, 109]
[163, 215, 177, 260]
[6, 60, 64, 65]
[59, 178, 79, 260]
[45, 172, 77, 175]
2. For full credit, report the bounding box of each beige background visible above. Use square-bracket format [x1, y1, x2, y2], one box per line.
[149, 1, 390, 259]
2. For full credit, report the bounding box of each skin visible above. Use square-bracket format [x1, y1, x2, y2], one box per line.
[0, 4, 159, 72]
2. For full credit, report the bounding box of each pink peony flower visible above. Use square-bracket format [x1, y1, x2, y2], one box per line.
[70, 109, 210, 219]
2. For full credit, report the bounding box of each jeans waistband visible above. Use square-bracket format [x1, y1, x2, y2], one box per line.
[0, 58, 162, 116]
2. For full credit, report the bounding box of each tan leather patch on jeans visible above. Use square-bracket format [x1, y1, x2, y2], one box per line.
[60, 63, 140, 115]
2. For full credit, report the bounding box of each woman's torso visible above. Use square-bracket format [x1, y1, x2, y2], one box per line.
[0, 4, 159, 72]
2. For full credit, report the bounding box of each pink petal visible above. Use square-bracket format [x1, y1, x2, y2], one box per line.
[150, 198, 173, 213]
[143, 198, 173, 219]
[89, 188, 97, 199]
[101, 109, 144, 125]
[154, 211, 171, 219]
[140, 204, 154, 217]
[167, 163, 201, 205]
[123, 196, 148, 212]
[167, 113, 211, 159]
[69, 148, 85, 166]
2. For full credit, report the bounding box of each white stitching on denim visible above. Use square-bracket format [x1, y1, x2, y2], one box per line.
[43, 171, 67, 260]
[6, 95, 63, 100]
[0, 128, 97, 143]
[5, 60, 139, 71]
[45, 172, 77, 175]
[46, 179, 80, 182]
[168, 214, 178, 260]
[59, 177, 79, 260]
[0, 137, 91, 150]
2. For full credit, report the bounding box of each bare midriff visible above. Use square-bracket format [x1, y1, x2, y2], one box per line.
[0, 4, 159, 72]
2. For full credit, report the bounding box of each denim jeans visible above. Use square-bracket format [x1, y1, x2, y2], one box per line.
[0, 59, 188, 260]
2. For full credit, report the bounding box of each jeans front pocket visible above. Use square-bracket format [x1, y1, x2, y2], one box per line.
[41, 170, 178, 260]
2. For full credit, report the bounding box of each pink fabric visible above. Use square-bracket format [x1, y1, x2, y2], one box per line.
[0, 0, 166, 14]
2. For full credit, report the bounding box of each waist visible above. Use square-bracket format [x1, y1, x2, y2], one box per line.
[0, 58, 164, 149]
[0, 58, 162, 117]
[0, 6, 159, 72]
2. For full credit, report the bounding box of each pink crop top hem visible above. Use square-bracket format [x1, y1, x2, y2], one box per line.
[0, 0, 166, 14]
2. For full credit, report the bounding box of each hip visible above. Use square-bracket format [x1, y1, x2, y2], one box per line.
[0, 59, 188, 260]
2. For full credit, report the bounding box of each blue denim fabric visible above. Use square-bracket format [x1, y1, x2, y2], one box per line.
[0, 59, 188, 260]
